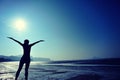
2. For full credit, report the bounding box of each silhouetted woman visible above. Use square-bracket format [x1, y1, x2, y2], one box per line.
[8, 37, 44, 80]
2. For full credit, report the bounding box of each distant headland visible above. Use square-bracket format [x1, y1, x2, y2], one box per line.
[0, 55, 51, 62]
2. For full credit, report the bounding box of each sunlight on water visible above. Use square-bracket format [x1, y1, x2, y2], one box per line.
[0, 74, 15, 80]
[30, 61, 46, 65]
[0, 62, 16, 80]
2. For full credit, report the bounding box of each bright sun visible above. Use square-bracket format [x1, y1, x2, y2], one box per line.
[13, 18, 26, 31]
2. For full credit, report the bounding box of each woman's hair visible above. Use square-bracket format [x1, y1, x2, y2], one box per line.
[24, 39, 29, 44]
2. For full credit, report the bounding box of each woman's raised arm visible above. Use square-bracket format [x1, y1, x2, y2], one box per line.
[30, 40, 44, 46]
[7, 37, 23, 46]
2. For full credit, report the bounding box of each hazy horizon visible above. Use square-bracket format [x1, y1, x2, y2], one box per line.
[0, 0, 120, 60]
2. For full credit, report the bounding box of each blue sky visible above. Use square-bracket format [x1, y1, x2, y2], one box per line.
[0, 0, 120, 60]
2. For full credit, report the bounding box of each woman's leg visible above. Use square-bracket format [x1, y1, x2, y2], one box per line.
[15, 61, 24, 80]
[25, 62, 30, 80]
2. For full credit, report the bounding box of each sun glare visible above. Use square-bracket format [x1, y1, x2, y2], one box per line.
[13, 18, 26, 31]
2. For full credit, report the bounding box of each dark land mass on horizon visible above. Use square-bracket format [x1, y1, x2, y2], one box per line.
[48, 58, 120, 65]
[0, 55, 50, 62]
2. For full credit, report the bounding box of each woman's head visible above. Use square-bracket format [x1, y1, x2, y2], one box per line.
[24, 39, 29, 44]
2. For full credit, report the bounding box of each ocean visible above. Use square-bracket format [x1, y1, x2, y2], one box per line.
[0, 61, 120, 80]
